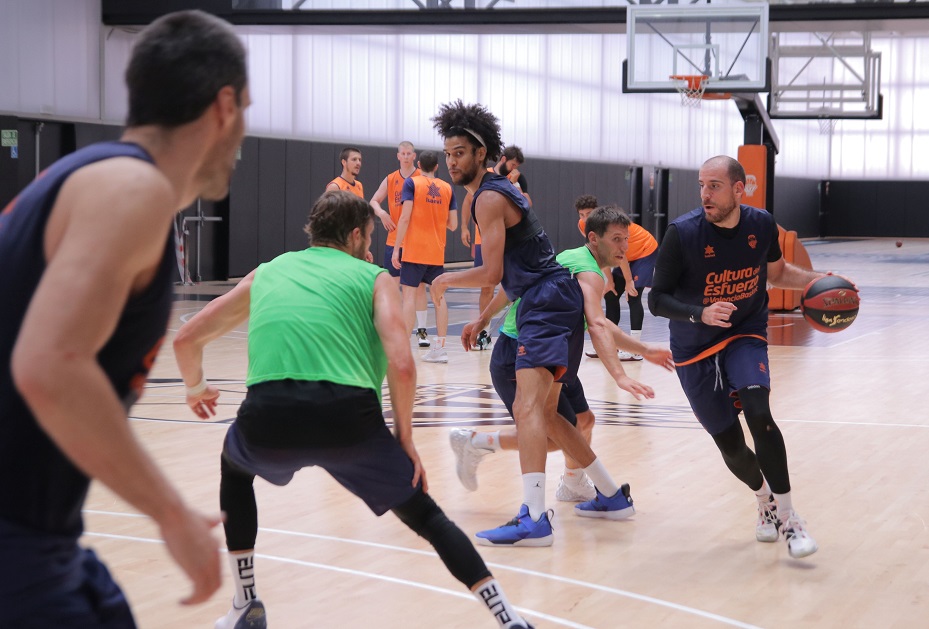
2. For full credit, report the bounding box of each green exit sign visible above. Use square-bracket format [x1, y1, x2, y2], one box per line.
[1, 130, 18, 147]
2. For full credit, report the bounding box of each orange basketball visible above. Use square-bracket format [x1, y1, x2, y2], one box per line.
[800, 276, 859, 333]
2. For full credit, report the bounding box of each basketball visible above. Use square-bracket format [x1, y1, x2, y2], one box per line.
[801, 275, 860, 333]
[896, 240, 903, 248]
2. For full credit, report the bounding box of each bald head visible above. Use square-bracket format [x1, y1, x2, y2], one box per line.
[702, 156, 746, 186]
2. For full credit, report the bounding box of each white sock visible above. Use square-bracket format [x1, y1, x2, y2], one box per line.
[773, 491, 793, 517]
[583, 458, 620, 497]
[563, 466, 586, 487]
[416, 310, 428, 329]
[522, 473, 546, 521]
[227, 550, 257, 608]
[473, 578, 527, 629]
[471, 431, 501, 451]
[435, 336, 446, 348]
[630, 329, 642, 338]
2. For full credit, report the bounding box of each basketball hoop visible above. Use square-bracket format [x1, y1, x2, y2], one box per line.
[671, 75, 708, 107]
[818, 118, 838, 136]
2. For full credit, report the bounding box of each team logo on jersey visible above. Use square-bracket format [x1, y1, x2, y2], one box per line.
[517, 345, 527, 356]
[758, 362, 767, 374]
[748, 234, 757, 249]
[744, 174, 758, 197]
[704, 245, 715, 258]
[427, 181, 441, 198]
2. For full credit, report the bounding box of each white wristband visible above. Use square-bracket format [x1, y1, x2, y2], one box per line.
[186, 377, 208, 397]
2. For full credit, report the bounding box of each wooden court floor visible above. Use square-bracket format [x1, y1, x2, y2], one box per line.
[82, 238, 929, 628]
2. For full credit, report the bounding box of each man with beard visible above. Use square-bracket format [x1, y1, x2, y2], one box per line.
[459, 146, 531, 348]
[648, 155, 831, 559]
[326, 147, 365, 199]
[430, 101, 636, 547]
[175, 191, 535, 629]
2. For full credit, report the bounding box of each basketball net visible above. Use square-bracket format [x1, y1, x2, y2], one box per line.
[818, 118, 838, 136]
[671, 75, 708, 108]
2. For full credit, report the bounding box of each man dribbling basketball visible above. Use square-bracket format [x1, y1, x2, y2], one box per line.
[648, 155, 845, 559]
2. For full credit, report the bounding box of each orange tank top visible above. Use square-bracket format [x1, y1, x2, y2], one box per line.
[328, 176, 365, 199]
[401, 176, 455, 266]
[626, 223, 658, 261]
[386, 168, 420, 246]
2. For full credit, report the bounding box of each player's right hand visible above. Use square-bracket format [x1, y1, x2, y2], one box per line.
[159, 506, 223, 606]
[461, 228, 471, 247]
[461, 318, 485, 351]
[187, 385, 220, 419]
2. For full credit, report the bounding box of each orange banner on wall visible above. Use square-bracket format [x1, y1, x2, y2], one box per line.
[737, 144, 767, 210]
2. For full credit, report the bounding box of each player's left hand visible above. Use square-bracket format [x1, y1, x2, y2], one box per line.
[365, 250, 374, 263]
[391, 250, 401, 270]
[616, 375, 655, 400]
[399, 437, 428, 493]
[642, 346, 675, 371]
[625, 280, 639, 299]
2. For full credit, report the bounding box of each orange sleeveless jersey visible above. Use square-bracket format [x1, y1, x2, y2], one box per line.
[471, 167, 520, 246]
[401, 176, 455, 266]
[328, 177, 365, 199]
[626, 223, 658, 261]
[386, 168, 420, 247]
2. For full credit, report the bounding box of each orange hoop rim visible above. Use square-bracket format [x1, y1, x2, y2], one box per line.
[670, 74, 708, 91]
[670, 74, 732, 101]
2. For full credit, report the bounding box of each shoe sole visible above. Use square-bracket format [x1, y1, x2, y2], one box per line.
[574, 505, 636, 520]
[556, 494, 596, 503]
[422, 358, 448, 363]
[475, 534, 553, 547]
[756, 532, 779, 543]
[788, 541, 819, 558]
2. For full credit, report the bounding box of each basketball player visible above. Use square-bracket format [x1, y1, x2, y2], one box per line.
[451, 206, 674, 504]
[459, 146, 531, 349]
[174, 191, 534, 629]
[390, 151, 458, 363]
[369, 141, 431, 347]
[0, 10, 247, 626]
[576, 195, 658, 361]
[648, 155, 832, 559]
[325, 147, 365, 198]
[430, 101, 638, 547]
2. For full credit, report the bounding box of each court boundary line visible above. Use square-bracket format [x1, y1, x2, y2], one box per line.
[84, 512, 762, 629]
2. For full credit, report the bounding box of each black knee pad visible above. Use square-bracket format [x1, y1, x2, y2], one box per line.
[392, 490, 491, 588]
[220, 455, 258, 552]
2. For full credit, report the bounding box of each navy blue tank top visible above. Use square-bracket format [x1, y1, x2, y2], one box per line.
[0, 141, 174, 538]
[668, 205, 775, 361]
[471, 172, 566, 301]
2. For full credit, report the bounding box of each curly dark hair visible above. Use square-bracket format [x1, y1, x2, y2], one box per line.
[431, 100, 503, 165]
[574, 194, 599, 212]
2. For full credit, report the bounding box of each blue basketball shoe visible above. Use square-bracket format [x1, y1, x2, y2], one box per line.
[574, 483, 635, 520]
[475, 505, 554, 547]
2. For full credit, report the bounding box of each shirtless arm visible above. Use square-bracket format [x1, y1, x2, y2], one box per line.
[174, 271, 255, 419]
[11, 159, 222, 605]
[372, 273, 425, 491]
[369, 175, 396, 231]
[460, 191, 473, 247]
[578, 271, 654, 400]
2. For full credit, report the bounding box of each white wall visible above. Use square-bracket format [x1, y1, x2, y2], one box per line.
[2, 0, 928, 179]
[0, 0, 101, 120]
